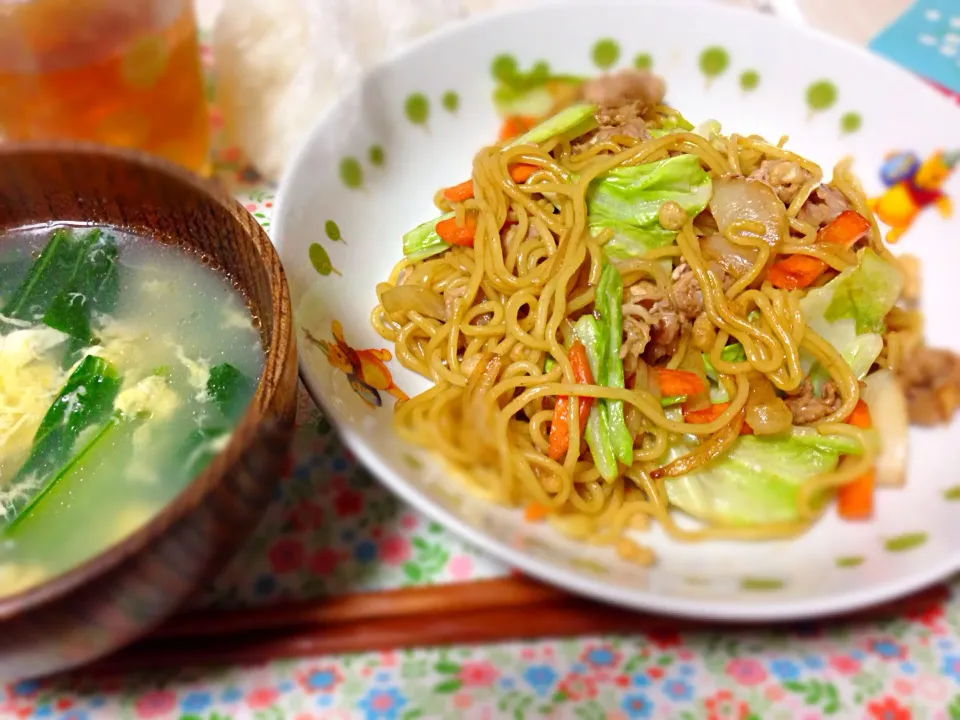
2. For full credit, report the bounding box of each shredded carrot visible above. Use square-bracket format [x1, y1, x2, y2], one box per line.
[846, 399, 872, 429]
[683, 402, 729, 424]
[838, 467, 874, 520]
[569, 342, 594, 435]
[524, 501, 550, 523]
[442, 179, 475, 203]
[683, 401, 752, 434]
[818, 210, 871, 248]
[547, 396, 571, 462]
[435, 214, 477, 246]
[656, 368, 705, 397]
[498, 115, 537, 141]
[569, 345, 592, 382]
[509, 164, 539, 184]
[839, 398, 874, 520]
[442, 164, 540, 205]
[547, 342, 594, 462]
[767, 254, 829, 290]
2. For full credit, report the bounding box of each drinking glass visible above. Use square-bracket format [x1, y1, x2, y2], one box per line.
[0, 0, 211, 174]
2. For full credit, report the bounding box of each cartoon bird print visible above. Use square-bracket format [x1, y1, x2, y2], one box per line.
[869, 149, 958, 243]
[303, 321, 408, 409]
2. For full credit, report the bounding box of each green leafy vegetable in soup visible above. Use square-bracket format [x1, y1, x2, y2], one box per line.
[0, 227, 264, 598]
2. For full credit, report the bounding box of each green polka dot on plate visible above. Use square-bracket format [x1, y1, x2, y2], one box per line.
[739, 69, 760, 92]
[806, 80, 838, 112]
[441, 90, 460, 113]
[491, 53, 519, 83]
[633, 52, 653, 71]
[308, 243, 340, 277]
[740, 577, 783, 592]
[404, 93, 430, 126]
[699, 46, 730, 80]
[368, 145, 385, 167]
[339, 157, 363, 189]
[324, 220, 342, 242]
[884, 532, 927, 552]
[836, 556, 864, 568]
[592, 38, 620, 70]
[840, 111, 862, 134]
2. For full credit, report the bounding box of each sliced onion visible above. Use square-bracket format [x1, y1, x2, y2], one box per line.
[702, 234, 756, 278]
[861, 369, 908, 487]
[708, 176, 789, 272]
[634, 358, 661, 400]
[463, 353, 503, 449]
[625, 404, 644, 440]
[465, 353, 502, 405]
[744, 372, 792, 435]
[379, 284, 447, 320]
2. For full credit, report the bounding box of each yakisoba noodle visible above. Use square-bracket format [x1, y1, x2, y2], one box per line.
[370, 73, 899, 562]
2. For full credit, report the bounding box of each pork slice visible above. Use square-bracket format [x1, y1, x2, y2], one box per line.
[784, 379, 840, 425]
[797, 185, 852, 228]
[593, 102, 651, 144]
[644, 300, 683, 365]
[580, 68, 666, 112]
[748, 159, 812, 205]
[897, 346, 960, 426]
[669, 265, 704, 322]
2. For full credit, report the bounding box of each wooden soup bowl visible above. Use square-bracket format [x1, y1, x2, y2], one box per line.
[0, 145, 298, 680]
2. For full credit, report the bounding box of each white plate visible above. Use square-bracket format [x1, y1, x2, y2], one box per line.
[273, 0, 960, 620]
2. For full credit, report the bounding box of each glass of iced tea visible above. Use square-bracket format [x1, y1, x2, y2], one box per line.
[0, 0, 210, 175]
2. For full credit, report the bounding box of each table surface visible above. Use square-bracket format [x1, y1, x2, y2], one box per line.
[5, 1, 960, 718]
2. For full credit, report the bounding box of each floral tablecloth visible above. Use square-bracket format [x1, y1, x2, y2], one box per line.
[4, 1, 960, 718]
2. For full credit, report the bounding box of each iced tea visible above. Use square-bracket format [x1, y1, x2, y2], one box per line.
[0, 0, 210, 174]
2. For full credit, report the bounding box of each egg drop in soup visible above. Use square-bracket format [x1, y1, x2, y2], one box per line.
[0, 226, 264, 597]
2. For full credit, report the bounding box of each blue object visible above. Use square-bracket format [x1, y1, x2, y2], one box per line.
[220, 687, 244, 703]
[870, 0, 960, 95]
[354, 540, 378, 563]
[180, 692, 212, 712]
[522, 665, 559, 696]
[770, 658, 802, 680]
[621, 693, 655, 719]
[879, 151, 921, 187]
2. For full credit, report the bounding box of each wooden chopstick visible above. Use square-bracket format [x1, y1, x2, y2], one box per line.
[93, 597, 651, 672]
[159, 576, 565, 638]
[80, 576, 950, 675]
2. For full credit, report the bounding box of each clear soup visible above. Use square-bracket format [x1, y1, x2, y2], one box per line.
[0, 226, 264, 597]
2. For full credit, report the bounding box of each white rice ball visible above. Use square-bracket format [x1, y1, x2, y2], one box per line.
[212, 0, 538, 180]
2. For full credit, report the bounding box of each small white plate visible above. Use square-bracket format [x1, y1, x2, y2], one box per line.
[274, 0, 960, 620]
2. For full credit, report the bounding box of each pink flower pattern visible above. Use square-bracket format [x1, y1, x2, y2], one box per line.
[829, 654, 861, 675]
[448, 554, 473, 579]
[246, 688, 279, 709]
[379, 535, 411, 565]
[458, 661, 499, 687]
[268, 538, 305, 573]
[134, 691, 176, 718]
[725, 658, 768, 686]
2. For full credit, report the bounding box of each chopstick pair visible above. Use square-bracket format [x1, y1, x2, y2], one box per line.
[82, 575, 951, 674]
